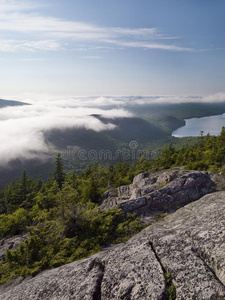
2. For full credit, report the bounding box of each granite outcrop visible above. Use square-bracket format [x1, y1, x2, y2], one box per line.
[0, 191, 224, 299]
[100, 167, 217, 215]
[0, 168, 225, 299]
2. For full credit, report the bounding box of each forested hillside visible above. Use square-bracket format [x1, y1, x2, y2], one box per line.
[1, 127, 225, 284]
[153, 127, 225, 172]
[2, 101, 225, 189]
[0, 156, 147, 284]
[0, 99, 28, 108]
[128, 102, 225, 119]
[0, 115, 193, 188]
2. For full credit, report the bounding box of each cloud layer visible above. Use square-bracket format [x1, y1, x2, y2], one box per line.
[44, 93, 225, 107]
[0, 100, 132, 166]
[1, 93, 225, 166]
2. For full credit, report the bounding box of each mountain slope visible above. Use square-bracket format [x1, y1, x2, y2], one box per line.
[44, 116, 168, 151]
[0, 189, 224, 299]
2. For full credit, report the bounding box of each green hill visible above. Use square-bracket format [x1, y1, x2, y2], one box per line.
[44, 116, 168, 151]
[2, 101, 225, 188]
[128, 102, 225, 119]
[0, 99, 28, 108]
[1, 127, 225, 285]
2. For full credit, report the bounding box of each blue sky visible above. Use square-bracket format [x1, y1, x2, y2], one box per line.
[1, 0, 225, 99]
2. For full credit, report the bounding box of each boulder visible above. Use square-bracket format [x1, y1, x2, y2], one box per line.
[100, 167, 217, 215]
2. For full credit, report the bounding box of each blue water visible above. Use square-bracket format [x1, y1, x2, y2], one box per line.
[172, 114, 225, 137]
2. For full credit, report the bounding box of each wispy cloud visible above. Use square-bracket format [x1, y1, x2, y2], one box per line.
[0, 39, 62, 52]
[109, 41, 192, 52]
[51, 93, 225, 107]
[127, 93, 225, 104]
[1, 92, 225, 166]
[6, 93, 225, 107]
[0, 1, 192, 53]
[0, 99, 132, 166]
[0, 0, 40, 12]
[201, 92, 225, 103]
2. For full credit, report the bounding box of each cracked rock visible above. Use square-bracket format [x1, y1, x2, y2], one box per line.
[0, 172, 225, 299]
[0, 192, 225, 299]
[100, 167, 217, 215]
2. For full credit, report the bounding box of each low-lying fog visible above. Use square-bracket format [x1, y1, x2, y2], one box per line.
[1, 93, 225, 167]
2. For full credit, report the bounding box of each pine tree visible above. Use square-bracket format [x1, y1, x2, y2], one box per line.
[36, 175, 43, 191]
[21, 170, 28, 201]
[53, 153, 65, 189]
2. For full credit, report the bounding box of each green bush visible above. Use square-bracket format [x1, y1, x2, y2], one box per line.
[0, 208, 29, 237]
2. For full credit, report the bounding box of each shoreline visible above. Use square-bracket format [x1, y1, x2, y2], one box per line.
[172, 113, 225, 137]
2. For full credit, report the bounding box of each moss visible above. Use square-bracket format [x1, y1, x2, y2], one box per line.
[154, 213, 166, 221]
[156, 182, 168, 190]
[103, 198, 108, 204]
[164, 272, 176, 300]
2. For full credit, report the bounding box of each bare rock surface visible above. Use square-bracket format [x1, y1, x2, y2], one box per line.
[146, 191, 225, 299]
[0, 191, 225, 299]
[0, 237, 166, 300]
[100, 167, 217, 215]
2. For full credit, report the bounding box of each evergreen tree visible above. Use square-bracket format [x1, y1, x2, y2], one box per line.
[21, 170, 28, 201]
[53, 153, 65, 189]
[82, 175, 101, 203]
[36, 175, 43, 191]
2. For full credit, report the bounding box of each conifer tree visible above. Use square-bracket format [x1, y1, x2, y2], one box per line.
[53, 153, 65, 189]
[21, 170, 28, 201]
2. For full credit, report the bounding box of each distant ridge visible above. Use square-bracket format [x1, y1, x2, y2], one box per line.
[0, 99, 29, 108]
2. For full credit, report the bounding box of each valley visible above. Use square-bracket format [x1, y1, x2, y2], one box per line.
[1, 99, 225, 187]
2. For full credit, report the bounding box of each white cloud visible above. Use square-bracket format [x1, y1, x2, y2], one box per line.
[1, 92, 225, 166]
[148, 93, 225, 104]
[0, 39, 62, 52]
[0, 0, 40, 12]
[110, 41, 192, 52]
[5, 93, 225, 107]
[201, 92, 225, 103]
[0, 1, 192, 53]
[35, 97, 129, 108]
[0, 100, 132, 166]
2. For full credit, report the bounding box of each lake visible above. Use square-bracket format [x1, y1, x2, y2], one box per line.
[172, 114, 225, 137]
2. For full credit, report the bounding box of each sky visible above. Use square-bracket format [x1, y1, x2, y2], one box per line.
[1, 0, 225, 100]
[1, 0, 225, 166]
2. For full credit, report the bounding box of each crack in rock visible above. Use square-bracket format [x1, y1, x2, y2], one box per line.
[1, 190, 225, 299]
[191, 243, 225, 289]
[148, 241, 176, 300]
[89, 259, 105, 300]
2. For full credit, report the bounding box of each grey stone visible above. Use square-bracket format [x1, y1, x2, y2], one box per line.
[146, 191, 225, 299]
[100, 167, 217, 215]
[0, 192, 225, 299]
[0, 238, 166, 300]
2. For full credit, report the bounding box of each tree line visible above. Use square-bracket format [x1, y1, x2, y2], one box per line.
[1, 126, 225, 283]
